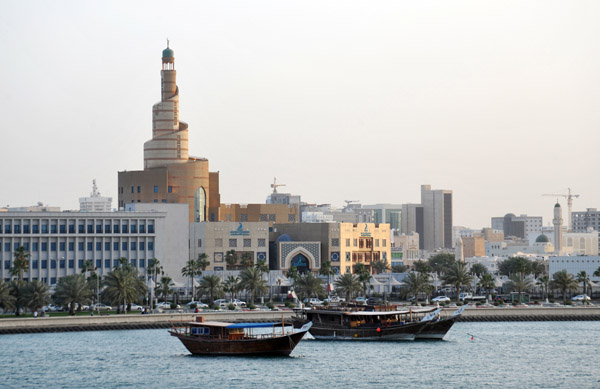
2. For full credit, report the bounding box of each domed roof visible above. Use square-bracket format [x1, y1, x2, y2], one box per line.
[535, 234, 550, 243]
[555, 203, 561, 208]
[276, 234, 293, 243]
[162, 47, 174, 58]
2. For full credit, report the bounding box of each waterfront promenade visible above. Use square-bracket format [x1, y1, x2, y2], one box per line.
[1, 306, 599, 334]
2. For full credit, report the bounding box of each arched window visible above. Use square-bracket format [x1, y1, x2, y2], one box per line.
[194, 187, 206, 222]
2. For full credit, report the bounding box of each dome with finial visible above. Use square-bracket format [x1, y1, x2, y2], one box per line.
[555, 202, 561, 208]
[535, 234, 550, 243]
[162, 39, 174, 59]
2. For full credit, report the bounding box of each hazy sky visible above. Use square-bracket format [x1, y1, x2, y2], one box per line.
[1, 1, 599, 229]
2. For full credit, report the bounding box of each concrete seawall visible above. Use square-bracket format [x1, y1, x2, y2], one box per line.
[1, 307, 599, 334]
[0, 311, 295, 335]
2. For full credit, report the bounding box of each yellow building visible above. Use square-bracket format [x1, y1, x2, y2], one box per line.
[271, 222, 391, 275]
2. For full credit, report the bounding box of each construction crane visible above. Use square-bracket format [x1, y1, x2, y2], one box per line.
[270, 177, 286, 194]
[542, 188, 580, 231]
[344, 200, 359, 206]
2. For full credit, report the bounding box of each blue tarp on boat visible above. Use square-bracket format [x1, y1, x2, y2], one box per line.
[226, 322, 281, 329]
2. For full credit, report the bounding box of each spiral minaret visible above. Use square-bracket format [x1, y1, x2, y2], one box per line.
[143, 42, 189, 169]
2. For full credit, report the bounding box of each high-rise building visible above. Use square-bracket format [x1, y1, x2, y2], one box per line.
[491, 214, 542, 240]
[572, 208, 600, 233]
[118, 44, 221, 222]
[362, 204, 402, 231]
[420, 185, 453, 251]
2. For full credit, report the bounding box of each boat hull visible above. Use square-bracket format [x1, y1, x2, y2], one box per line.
[308, 321, 428, 341]
[414, 317, 457, 340]
[170, 330, 308, 356]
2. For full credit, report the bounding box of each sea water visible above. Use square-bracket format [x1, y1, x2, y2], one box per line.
[0, 322, 599, 388]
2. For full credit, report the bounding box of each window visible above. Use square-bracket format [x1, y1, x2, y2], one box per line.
[87, 225, 93, 234]
[50, 242, 57, 251]
[4, 243, 10, 252]
[32, 260, 38, 269]
[69, 242, 74, 251]
[241, 214, 248, 222]
[41, 242, 48, 252]
[78, 259, 84, 268]
[60, 225, 66, 234]
[148, 225, 154, 233]
[198, 239, 202, 248]
[131, 259, 137, 267]
[69, 225, 75, 234]
[51, 225, 57, 234]
[32, 242, 38, 251]
[95, 259, 101, 268]
[229, 239, 237, 248]
[243, 239, 251, 248]
[148, 242, 154, 250]
[4, 261, 10, 269]
[131, 225, 137, 233]
[96, 242, 102, 251]
[353, 239, 358, 247]
[96, 225, 102, 233]
[114, 224, 120, 233]
[259, 214, 267, 221]
[78, 225, 85, 233]
[375, 239, 379, 247]
[383, 239, 387, 247]
[139, 258, 145, 268]
[168, 186, 172, 193]
[13, 225, 21, 233]
[105, 242, 110, 251]
[33, 225, 39, 233]
[131, 186, 135, 193]
[131, 242, 136, 251]
[113, 242, 119, 251]
[137, 186, 141, 193]
[51, 260, 56, 269]
[68, 260, 75, 269]
[59, 259, 65, 269]
[215, 238, 223, 247]
[139, 242, 145, 251]
[23, 225, 30, 234]
[288, 214, 296, 222]
[4, 224, 10, 234]
[42, 225, 48, 233]
[59, 242, 65, 251]
[113, 259, 119, 267]
[104, 259, 110, 268]
[87, 242, 93, 251]
[105, 224, 111, 233]
[122, 224, 128, 233]
[258, 239, 266, 247]
[346, 239, 351, 247]
[139, 224, 146, 233]
[41, 260, 47, 269]
[122, 242, 127, 251]
[154, 186, 158, 193]
[269, 214, 276, 221]
[331, 238, 339, 247]
[78, 242, 84, 251]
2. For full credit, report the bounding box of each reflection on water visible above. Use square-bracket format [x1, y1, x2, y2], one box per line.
[1, 322, 599, 388]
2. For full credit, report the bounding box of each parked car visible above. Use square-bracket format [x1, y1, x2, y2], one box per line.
[214, 299, 230, 308]
[459, 293, 473, 301]
[366, 297, 387, 305]
[431, 296, 451, 303]
[157, 302, 181, 310]
[324, 296, 345, 303]
[185, 301, 209, 309]
[42, 304, 62, 312]
[303, 298, 323, 306]
[571, 295, 591, 302]
[407, 294, 427, 302]
[120, 303, 144, 311]
[231, 299, 247, 307]
[354, 297, 367, 304]
[91, 303, 112, 311]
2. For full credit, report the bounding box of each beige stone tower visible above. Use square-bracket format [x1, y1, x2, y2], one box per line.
[553, 202, 563, 253]
[118, 43, 221, 222]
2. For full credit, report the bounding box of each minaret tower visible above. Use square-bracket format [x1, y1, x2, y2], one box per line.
[553, 202, 563, 253]
[143, 41, 190, 169]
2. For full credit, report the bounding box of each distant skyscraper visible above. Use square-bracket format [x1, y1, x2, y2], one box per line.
[420, 185, 453, 251]
[118, 43, 221, 222]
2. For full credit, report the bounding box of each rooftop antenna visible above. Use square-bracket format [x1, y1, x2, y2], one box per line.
[271, 177, 286, 194]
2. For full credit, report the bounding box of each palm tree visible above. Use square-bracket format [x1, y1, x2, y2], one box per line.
[225, 250, 238, 270]
[224, 275, 240, 301]
[403, 271, 432, 304]
[239, 267, 267, 305]
[81, 259, 99, 304]
[391, 264, 408, 273]
[576, 271, 591, 298]
[181, 259, 203, 301]
[10, 246, 30, 281]
[286, 266, 299, 283]
[22, 280, 51, 313]
[147, 258, 163, 309]
[294, 273, 324, 301]
[156, 276, 173, 304]
[505, 272, 534, 304]
[319, 261, 336, 294]
[54, 274, 93, 315]
[0, 280, 16, 312]
[353, 263, 371, 296]
[255, 259, 269, 275]
[469, 263, 488, 278]
[413, 260, 431, 274]
[372, 259, 391, 274]
[531, 260, 546, 278]
[199, 275, 223, 305]
[240, 252, 254, 268]
[478, 273, 495, 301]
[103, 267, 147, 313]
[197, 253, 210, 271]
[550, 269, 579, 304]
[537, 274, 550, 302]
[8, 280, 26, 316]
[334, 273, 361, 302]
[441, 262, 474, 303]
[594, 266, 600, 278]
